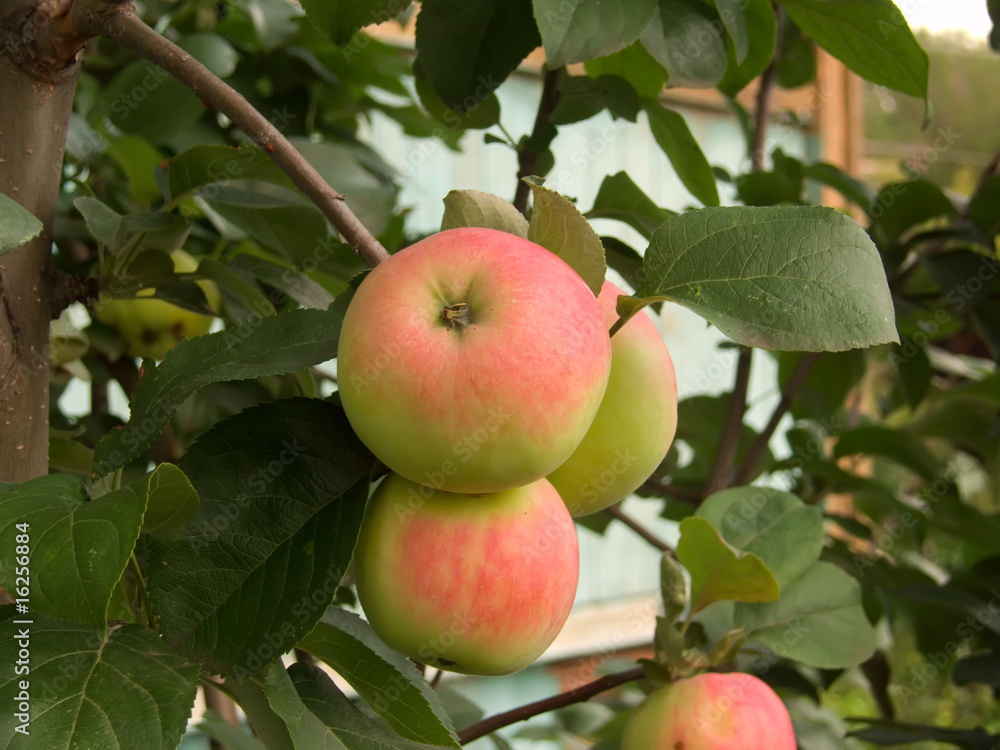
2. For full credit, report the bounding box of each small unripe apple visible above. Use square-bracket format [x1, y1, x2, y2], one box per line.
[354, 472, 579, 675]
[337, 227, 612, 494]
[622, 672, 796, 749]
[96, 249, 221, 360]
[547, 280, 677, 516]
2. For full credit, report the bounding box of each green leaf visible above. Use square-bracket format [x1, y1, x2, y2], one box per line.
[660, 554, 688, 624]
[298, 0, 411, 43]
[677, 516, 781, 614]
[74, 198, 191, 259]
[714, 0, 749, 62]
[415, 0, 539, 110]
[229, 253, 336, 310]
[550, 74, 641, 125]
[259, 661, 455, 749]
[149, 398, 376, 676]
[776, 349, 865, 421]
[0, 617, 200, 749]
[833, 424, 940, 481]
[441, 189, 529, 238]
[774, 19, 817, 89]
[0, 195, 43, 256]
[802, 162, 877, 211]
[635, 205, 899, 351]
[780, 0, 928, 100]
[159, 145, 294, 206]
[585, 171, 673, 239]
[100, 34, 238, 144]
[92, 307, 344, 476]
[870, 178, 957, 245]
[696, 487, 824, 588]
[415, 75, 501, 131]
[736, 561, 876, 668]
[848, 720, 999, 749]
[525, 180, 606, 296]
[641, 0, 728, 88]
[0, 475, 144, 633]
[643, 101, 720, 207]
[299, 609, 460, 747]
[534, 0, 657, 68]
[135, 463, 200, 542]
[194, 711, 267, 750]
[105, 135, 164, 207]
[584, 42, 667, 98]
[716, 0, 777, 96]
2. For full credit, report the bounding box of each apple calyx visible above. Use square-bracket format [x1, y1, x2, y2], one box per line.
[441, 301, 473, 330]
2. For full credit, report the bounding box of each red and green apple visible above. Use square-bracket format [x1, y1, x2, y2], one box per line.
[353, 472, 580, 675]
[337, 227, 612, 494]
[548, 280, 677, 516]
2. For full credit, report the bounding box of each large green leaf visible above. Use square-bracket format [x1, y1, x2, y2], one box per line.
[641, 0, 728, 88]
[643, 101, 720, 207]
[0, 475, 144, 633]
[0, 617, 199, 749]
[534, 0, 657, 68]
[525, 180, 606, 295]
[91, 307, 344, 476]
[298, 0, 411, 43]
[149, 398, 376, 676]
[0, 194, 43, 256]
[780, 0, 928, 100]
[631, 205, 899, 351]
[415, 0, 540, 110]
[256, 661, 454, 749]
[677, 517, 780, 615]
[696, 487, 824, 588]
[736, 561, 877, 668]
[299, 609, 460, 747]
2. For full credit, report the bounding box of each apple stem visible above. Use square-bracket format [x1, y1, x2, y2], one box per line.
[441, 302, 472, 330]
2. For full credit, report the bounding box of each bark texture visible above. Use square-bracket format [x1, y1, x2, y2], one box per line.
[0, 0, 81, 481]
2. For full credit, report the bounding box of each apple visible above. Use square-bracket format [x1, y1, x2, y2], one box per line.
[337, 227, 612, 494]
[622, 672, 796, 749]
[96, 249, 221, 360]
[353, 472, 579, 675]
[547, 280, 677, 516]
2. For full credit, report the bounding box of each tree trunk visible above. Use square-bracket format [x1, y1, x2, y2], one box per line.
[0, 0, 81, 481]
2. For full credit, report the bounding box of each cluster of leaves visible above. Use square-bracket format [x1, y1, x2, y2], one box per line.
[1, 0, 1000, 747]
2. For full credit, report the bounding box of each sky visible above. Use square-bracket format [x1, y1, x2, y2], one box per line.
[896, 0, 993, 36]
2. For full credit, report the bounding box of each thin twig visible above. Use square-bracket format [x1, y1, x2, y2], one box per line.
[704, 347, 753, 495]
[749, 5, 784, 172]
[605, 505, 674, 555]
[73, 1, 389, 268]
[458, 666, 645, 744]
[513, 68, 562, 214]
[733, 351, 822, 486]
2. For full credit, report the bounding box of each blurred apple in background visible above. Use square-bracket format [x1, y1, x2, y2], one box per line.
[95, 249, 220, 360]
